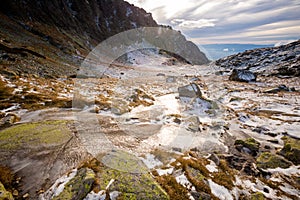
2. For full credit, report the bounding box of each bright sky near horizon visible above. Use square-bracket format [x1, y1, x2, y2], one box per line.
[126, 0, 300, 45]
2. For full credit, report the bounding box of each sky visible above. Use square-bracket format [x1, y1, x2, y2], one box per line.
[126, 0, 300, 45]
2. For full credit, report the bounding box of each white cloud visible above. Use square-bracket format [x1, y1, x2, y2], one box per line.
[171, 18, 217, 29]
[126, 0, 300, 44]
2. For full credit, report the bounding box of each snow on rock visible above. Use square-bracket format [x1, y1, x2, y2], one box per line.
[39, 169, 77, 200]
[208, 179, 233, 200]
[140, 153, 163, 169]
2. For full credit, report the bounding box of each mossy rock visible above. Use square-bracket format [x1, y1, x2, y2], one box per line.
[0, 120, 72, 150]
[279, 136, 300, 165]
[251, 192, 265, 200]
[53, 168, 95, 200]
[0, 181, 13, 200]
[256, 152, 291, 169]
[99, 150, 169, 200]
[234, 138, 260, 156]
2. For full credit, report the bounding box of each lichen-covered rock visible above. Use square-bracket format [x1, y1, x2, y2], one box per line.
[251, 192, 265, 200]
[99, 150, 169, 200]
[279, 136, 300, 165]
[234, 138, 260, 156]
[229, 69, 257, 82]
[0, 181, 13, 200]
[0, 120, 72, 149]
[256, 152, 292, 169]
[53, 168, 95, 200]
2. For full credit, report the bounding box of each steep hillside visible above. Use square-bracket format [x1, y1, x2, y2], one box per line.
[0, 0, 208, 78]
[0, 0, 157, 78]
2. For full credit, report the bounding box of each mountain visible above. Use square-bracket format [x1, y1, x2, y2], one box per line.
[0, 0, 208, 79]
[0, 0, 159, 78]
[215, 40, 300, 77]
[200, 44, 273, 60]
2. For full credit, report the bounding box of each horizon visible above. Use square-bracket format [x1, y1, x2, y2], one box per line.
[126, 0, 300, 46]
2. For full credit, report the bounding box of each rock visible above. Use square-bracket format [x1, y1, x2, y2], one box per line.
[0, 113, 20, 127]
[208, 153, 220, 166]
[251, 192, 265, 200]
[12, 189, 18, 196]
[0, 182, 13, 200]
[22, 193, 29, 199]
[216, 40, 300, 77]
[178, 83, 202, 98]
[279, 136, 300, 165]
[99, 150, 169, 199]
[263, 84, 295, 93]
[53, 168, 95, 200]
[229, 69, 257, 82]
[185, 116, 200, 132]
[156, 73, 165, 76]
[256, 152, 292, 169]
[234, 138, 260, 156]
[111, 100, 130, 115]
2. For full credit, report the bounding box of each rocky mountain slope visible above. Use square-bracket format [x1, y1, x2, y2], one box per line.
[215, 40, 300, 77]
[0, 1, 299, 200]
[0, 0, 159, 78]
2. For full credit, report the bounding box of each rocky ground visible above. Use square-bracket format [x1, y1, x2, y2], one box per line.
[0, 43, 299, 199]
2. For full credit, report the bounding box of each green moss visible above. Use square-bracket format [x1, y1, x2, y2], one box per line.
[0, 166, 14, 190]
[251, 192, 265, 200]
[256, 152, 291, 169]
[280, 136, 300, 165]
[97, 150, 169, 200]
[53, 168, 95, 200]
[0, 120, 72, 149]
[156, 175, 189, 200]
[0, 181, 13, 200]
[211, 160, 235, 190]
[235, 138, 260, 155]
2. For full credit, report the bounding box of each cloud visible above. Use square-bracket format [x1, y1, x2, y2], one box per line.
[171, 19, 217, 29]
[126, 0, 300, 44]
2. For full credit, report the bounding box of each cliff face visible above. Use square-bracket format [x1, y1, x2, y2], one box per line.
[0, 0, 159, 77]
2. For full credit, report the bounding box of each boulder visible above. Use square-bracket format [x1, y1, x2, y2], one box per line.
[279, 136, 300, 165]
[256, 152, 292, 169]
[234, 138, 260, 156]
[0, 113, 20, 128]
[229, 69, 257, 82]
[52, 168, 95, 200]
[178, 83, 202, 98]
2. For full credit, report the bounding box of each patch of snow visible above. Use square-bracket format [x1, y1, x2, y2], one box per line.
[206, 160, 218, 173]
[279, 183, 300, 196]
[266, 166, 300, 176]
[140, 153, 163, 169]
[39, 169, 77, 200]
[1, 104, 20, 112]
[208, 179, 233, 200]
[84, 190, 106, 200]
[156, 168, 174, 176]
[176, 173, 195, 190]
